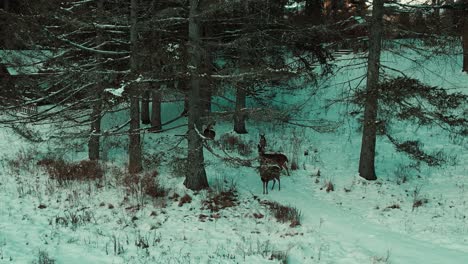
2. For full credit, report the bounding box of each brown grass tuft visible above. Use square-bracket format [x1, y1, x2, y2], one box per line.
[38, 159, 103, 184]
[260, 200, 301, 227]
[219, 134, 253, 156]
[325, 181, 334, 192]
[178, 194, 192, 207]
[202, 190, 238, 212]
[141, 171, 166, 198]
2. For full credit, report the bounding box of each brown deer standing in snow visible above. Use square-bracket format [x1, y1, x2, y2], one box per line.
[259, 165, 281, 194]
[258, 144, 290, 176]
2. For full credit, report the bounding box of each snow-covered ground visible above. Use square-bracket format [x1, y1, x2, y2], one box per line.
[1, 42, 467, 263]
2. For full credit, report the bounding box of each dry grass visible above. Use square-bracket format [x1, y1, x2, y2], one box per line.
[32, 250, 56, 264]
[219, 134, 253, 156]
[261, 200, 301, 227]
[121, 170, 167, 200]
[202, 190, 238, 212]
[322, 180, 334, 192]
[141, 171, 166, 198]
[178, 194, 192, 207]
[37, 159, 103, 184]
[270, 250, 289, 264]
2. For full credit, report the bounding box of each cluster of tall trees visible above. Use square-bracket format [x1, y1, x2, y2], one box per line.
[1, 0, 467, 188]
[0, 0, 333, 190]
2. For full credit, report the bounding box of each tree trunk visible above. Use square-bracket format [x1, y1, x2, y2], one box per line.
[88, 94, 102, 160]
[150, 3, 162, 130]
[200, 24, 212, 116]
[150, 87, 162, 131]
[355, 0, 367, 17]
[233, 1, 250, 134]
[183, 94, 189, 116]
[201, 86, 211, 115]
[431, 0, 441, 32]
[185, 0, 208, 190]
[463, 14, 468, 72]
[358, 0, 384, 181]
[305, 0, 322, 25]
[234, 86, 247, 134]
[141, 89, 151, 124]
[129, 0, 142, 174]
[88, 0, 104, 161]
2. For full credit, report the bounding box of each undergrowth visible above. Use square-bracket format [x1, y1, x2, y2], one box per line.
[260, 200, 302, 227]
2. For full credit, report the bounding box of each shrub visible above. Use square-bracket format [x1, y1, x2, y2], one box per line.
[142, 153, 162, 171]
[290, 161, 299, 171]
[320, 180, 334, 192]
[38, 159, 103, 184]
[237, 142, 253, 156]
[412, 185, 428, 211]
[178, 194, 192, 207]
[170, 157, 188, 178]
[261, 201, 301, 227]
[210, 174, 237, 194]
[384, 204, 401, 211]
[121, 170, 167, 200]
[54, 209, 95, 230]
[32, 250, 55, 264]
[219, 134, 253, 156]
[413, 198, 428, 210]
[141, 171, 167, 198]
[5, 148, 38, 174]
[202, 190, 238, 212]
[219, 134, 239, 151]
[270, 250, 289, 264]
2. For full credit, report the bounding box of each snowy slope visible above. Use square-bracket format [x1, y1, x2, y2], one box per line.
[1, 42, 467, 263]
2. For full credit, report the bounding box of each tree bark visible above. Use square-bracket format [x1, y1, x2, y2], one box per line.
[185, 0, 208, 190]
[358, 0, 384, 181]
[233, 1, 250, 134]
[150, 2, 162, 130]
[234, 85, 247, 134]
[88, 0, 104, 161]
[463, 12, 468, 72]
[141, 89, 151, 124]
[129, 0, 142, 174]
[305, 0, 322, 25]
[150, 87, 162, 131]
[200, 24, 212, 116]
[88, 94, 102, 160]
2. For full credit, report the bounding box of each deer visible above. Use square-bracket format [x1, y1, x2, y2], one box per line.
[258, 144, 290, 176]
[203, 124, 216, 140]
[259, 165, 281, 194]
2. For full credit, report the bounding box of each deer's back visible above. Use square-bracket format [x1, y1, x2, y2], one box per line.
[261, 153, 288, 164]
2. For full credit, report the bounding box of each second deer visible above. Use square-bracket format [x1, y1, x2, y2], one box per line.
[259, 165, 281, 194]
[258, 144, 290, 176]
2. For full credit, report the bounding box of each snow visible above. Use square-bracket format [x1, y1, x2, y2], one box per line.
[1, 41, 467, 263]
[0, 50, 54, 76]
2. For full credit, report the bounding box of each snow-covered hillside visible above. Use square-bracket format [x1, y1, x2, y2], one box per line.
[1, 43, 467, 264]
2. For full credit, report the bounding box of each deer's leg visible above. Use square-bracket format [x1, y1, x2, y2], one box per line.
[265, 181, 269, 194]
[271, 179, 276, 190]
[278, 178, 281, 191]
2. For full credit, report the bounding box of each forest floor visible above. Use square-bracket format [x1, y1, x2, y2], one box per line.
[0, 41, 467, 263]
